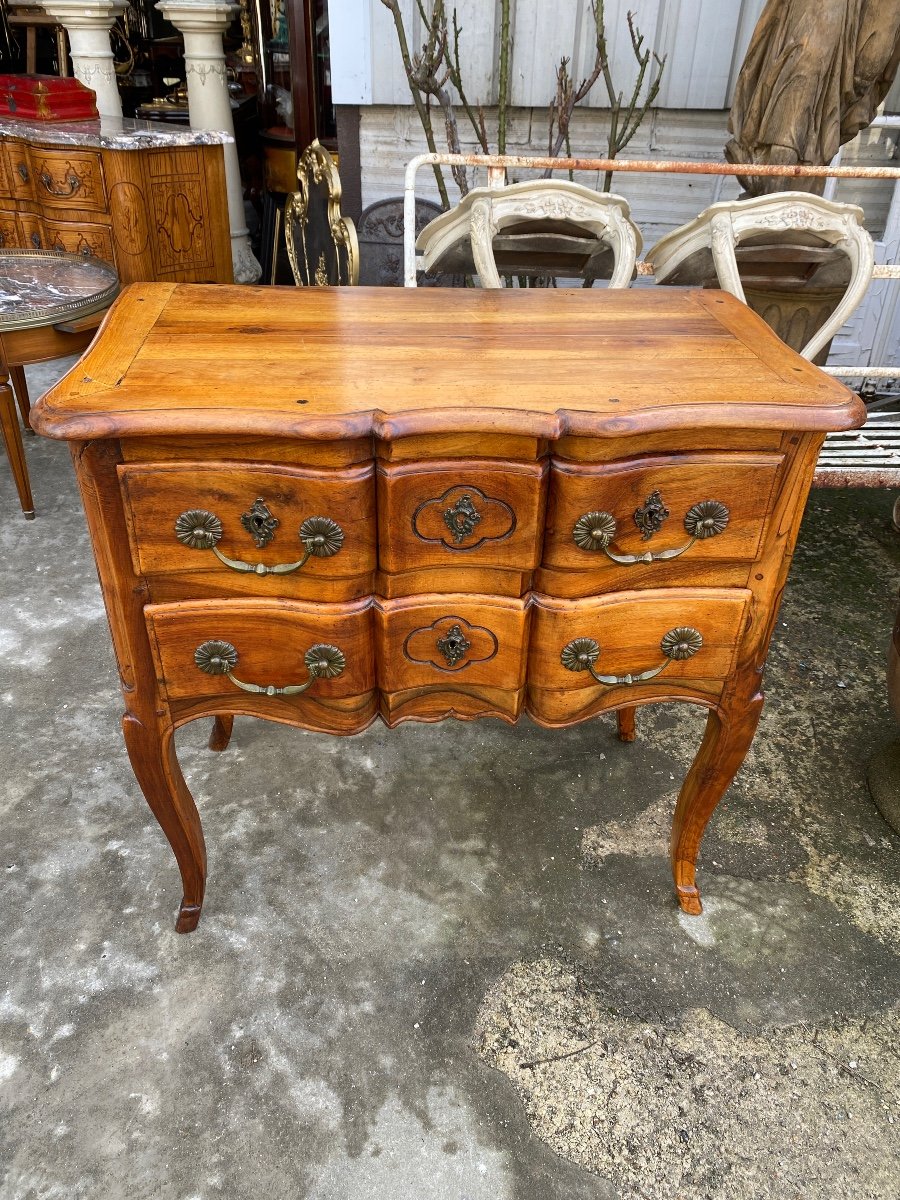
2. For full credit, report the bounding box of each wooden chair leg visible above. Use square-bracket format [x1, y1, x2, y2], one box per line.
[0, 375, 35, 518]
[9, 365, 33, 434]
[616, 705, 637, 742]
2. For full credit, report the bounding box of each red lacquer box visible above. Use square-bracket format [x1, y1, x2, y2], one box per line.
[0, 75, 99, 122]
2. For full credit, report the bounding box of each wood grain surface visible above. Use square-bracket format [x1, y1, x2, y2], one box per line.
[30, 285, 865, 442]
[36, 285, 862, 931]
[146, 597, 376, 702]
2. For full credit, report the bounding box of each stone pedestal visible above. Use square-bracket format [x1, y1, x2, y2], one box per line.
[157, 0, 261, 283]
[40, 0, 126, 118]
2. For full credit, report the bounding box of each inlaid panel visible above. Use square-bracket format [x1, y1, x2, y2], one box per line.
[3, 144, 33, 200]
[0, 209, 19, 250]
[44, 219, 114, 264]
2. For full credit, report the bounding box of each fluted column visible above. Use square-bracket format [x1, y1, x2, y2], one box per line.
[157, 0, 261, 283]
[40, 0, 126, 117]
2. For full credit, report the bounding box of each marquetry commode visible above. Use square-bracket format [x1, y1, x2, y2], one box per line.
[31, 285, 864, 932]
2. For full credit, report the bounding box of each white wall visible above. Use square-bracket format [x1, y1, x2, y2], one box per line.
[333, 0, 767, 110]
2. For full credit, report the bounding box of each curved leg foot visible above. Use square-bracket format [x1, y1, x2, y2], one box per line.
[616, 706, 637, 743]
[176, 901, 203, 933]
[122, 713, 207, 932]
[670, 694, 763, 914]
[208, 714, 234, 752]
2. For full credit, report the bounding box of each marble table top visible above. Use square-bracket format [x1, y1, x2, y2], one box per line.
[0, 250, 119, 331]
[0, 114, 232, 150]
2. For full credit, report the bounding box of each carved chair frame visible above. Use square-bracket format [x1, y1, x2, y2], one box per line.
[415, 178, 642, 289]
[648, 192, 875, 361]
[285, 139, 359, 288]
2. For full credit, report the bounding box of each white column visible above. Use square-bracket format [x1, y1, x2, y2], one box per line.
[157, 0, 261, 283]
[40, 0, 126, 118]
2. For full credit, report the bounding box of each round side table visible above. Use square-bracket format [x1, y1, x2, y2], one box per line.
[0, 250, 119, 518]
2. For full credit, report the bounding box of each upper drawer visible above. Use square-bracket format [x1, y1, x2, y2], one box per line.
[544, 453, 782, 572]
[119, 461, 376, 582]
[377, 458, 547, 573]
[2, 144, 33, 200]
[28, 148, 106, 211]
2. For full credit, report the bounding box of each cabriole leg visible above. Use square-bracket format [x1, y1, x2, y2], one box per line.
[616, 705, 637, 743]
[122, 713, 207, 932]
[208, 714, 234, 752]
[670, 694, 763, 915]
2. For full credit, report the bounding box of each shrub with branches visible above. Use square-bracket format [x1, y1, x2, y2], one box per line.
[380, 0, 665, 205]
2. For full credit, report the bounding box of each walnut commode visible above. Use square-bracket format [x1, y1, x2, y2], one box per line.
[32, 285, 864, 931]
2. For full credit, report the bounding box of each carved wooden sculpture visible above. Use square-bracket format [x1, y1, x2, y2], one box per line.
[727, 0, 900, 196]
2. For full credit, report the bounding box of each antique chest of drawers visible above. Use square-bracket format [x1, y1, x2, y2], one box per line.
[0, 117, 233, 284]
[31, 284, 864, 932]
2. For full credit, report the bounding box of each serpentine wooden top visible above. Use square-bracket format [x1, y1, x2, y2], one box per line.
[31, 283, 864, 442]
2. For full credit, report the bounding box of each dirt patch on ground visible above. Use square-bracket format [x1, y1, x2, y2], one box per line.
[475, 957, 900, 1200]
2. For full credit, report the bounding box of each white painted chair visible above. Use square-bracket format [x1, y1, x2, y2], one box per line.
[416, 179, 642, 288]
[647, 192, 875, 361]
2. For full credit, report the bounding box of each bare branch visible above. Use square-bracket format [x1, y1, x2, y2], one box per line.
[379, 0, 450, 207]
[497, 0, 511, 154]
[449, 9, 489, 151]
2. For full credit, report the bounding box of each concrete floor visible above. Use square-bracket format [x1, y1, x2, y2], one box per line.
[1, 359, 899, 1199]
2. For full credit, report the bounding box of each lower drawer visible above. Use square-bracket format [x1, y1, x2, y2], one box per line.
[375, 594, 530, 692]
[145, 597, 375, 702]
[44, 218, 114, 264]
[527, 588, 751, 724]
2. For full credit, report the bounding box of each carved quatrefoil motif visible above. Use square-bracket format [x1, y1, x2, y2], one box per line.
[413, 485, 515, 551]
[403, 615, 498, 672]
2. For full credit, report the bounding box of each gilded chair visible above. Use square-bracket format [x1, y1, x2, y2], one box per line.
[415, 178, 642, 287]
[284, 140, 359, 287]
[647, 192, 875, 361]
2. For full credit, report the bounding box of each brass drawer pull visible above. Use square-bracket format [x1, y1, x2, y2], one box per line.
[572, 500, 729, 564]
[16, 162, 28, 183]
[561, 626, 703, 686]
[174, 509, 344, 576]
[194, 639, 346, 696]
[40, 170, 81, 197]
